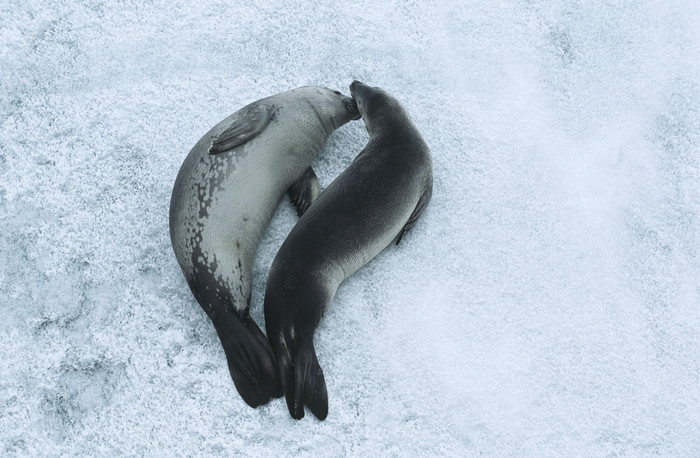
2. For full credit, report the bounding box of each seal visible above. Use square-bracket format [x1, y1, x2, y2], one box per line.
[169, 86, 360, 408]
[263, 81, 433, 420]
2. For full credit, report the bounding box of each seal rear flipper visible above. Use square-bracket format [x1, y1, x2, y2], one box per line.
[242, 315, 284, 398]
[288, 167, 321, 217]
[208, 103, 274, 154]
[293, 336, 328, 420]
[273, 332, 328, 420]
[396, 185, 433, 245]
[214, 312, 283, 407]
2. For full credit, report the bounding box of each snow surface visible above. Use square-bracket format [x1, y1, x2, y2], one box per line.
[1, 0, 700, 455]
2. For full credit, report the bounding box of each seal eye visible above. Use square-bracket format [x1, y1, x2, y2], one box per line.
[332, 90, 342, 95]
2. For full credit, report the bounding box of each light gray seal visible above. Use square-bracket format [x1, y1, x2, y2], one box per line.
[263, 81, 433, 420]
[169, 86, 360, 408]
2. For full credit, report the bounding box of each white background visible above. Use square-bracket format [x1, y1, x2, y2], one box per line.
[1, 0, 699, 455]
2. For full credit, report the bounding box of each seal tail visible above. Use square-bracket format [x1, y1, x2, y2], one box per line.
[275, 333, 328, 420]
[214, 313, 283, 408]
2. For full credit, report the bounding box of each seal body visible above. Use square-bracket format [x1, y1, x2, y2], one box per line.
[169, 86, 359, 408]
[264, 81, 433, 420]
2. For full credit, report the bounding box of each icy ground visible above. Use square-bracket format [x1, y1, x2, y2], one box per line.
[1, 0, 699, 455]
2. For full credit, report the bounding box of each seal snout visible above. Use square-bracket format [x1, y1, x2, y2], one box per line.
[349, 80, 364, 97]
[349, 81, 367, 120]
[343, 96, 361, 120]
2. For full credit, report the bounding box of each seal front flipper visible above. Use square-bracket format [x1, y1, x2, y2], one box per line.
[396, 184, 433, 245]
[288, 167, 321, 217]
[273, 331, 328, 420]
[208, 103, 274, 154]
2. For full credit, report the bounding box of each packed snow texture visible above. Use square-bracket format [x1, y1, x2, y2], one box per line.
[1, 0, 699, 455]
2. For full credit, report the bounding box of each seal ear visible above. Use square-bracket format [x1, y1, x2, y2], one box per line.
[209, 103, 274, 154]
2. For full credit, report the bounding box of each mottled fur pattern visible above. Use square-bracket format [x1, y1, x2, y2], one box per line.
[170, 87, 359, 408]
